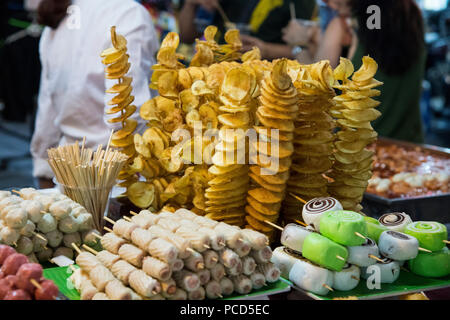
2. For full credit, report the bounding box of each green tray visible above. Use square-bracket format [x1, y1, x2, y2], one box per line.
[282, 272, 450, 300]
[43, 266, 291, 300]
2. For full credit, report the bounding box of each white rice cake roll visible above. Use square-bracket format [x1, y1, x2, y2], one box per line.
[249, 246, 272, 264]
[347, 237, 380, 267]
[101, 232, 126, 254]
[197, 269, 211, 286]
[76, 251, 100, 273]
[171, 258, 184, 272]
[5, 208, 28, 229]
[113, 219, 138, 240]
[0, 226, 20, 245]
[202, 250, 219, 269]
[210, 263, 226, 282]
[105, 279, 132, 300]
[59, 214, 79, 234]
[128, 270, 161, 297]
[271, 246, 299, 278]
[32, 232, 48, 252]
[280, 224, 312, 253]
[256, 263, 281, 283]
[89, 264, 115, 291]
[333, 264, 360, 291]
[214, 223, 242, 249]
[219, 277, 234, 296]
[187, 286, 205, 300]
[37, 247, 53, 262]
[111, 260, 137, 285]
[241, 228, 269, 250]
[38, 213, 57, 233]
[173, 270, 201, 292]
[49, 201, 71, 220]
[184, 250, 204, 272]
[378, 231, 419, 261]
[92, 292, 110, 300]
[142, 256, 172, 282]
[118, 243, 146, 268]
[361, 259, 400, 284]
[250, 272, 266, 290]
[219, 248, 240, 269]
[166, 288, 187, 300]
[131, 227, 155, 250]
[21, 200, 43, 223]
[20, 220, 36, 238]
[289, 259, 334, 296]
[197, 227, 225, 251]
[235, 238, 252, 257]
[147, 238, 178, 263]
[205, 280, 222, 299]
[16, 236, 33, 255]
[63, 232, 81, 248]
[97, 250, 120, 269]
[242, 256, 256, 276]
[230, 275, 252, 295]
[53, 247, 74, 260]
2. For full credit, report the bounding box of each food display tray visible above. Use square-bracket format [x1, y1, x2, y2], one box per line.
[43, 266, 291, 301]
[282, 272, 450, 300]
[362, 137, 450, 224]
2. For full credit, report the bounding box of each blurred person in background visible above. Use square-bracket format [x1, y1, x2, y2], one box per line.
[283, 0, 426, 143]
[31, 0, 159, 188]
[177, 0, 317, 60]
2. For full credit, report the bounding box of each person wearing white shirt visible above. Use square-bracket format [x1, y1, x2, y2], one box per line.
[31, 0, 159, 188]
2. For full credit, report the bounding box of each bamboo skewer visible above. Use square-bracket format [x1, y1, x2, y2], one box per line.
[368, 254, 384, 263]
[289, 193, 307, 204]
[295, 220, 308, 227]
[418, 247, 432, 253]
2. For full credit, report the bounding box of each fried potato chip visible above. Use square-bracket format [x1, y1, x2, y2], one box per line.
[288, 186, 328, 197]
[106, 76, 132, 94]
[143, 128, 165, 156]
[208, 164, 242, 176]
[334, 156, 373, 172]
[333, 89, 380, 102]
[290, 156, 333, 174]
[157, 47, 179, 69]
[328, 184, 366, 199]
[294, 120, 335, 135]
[105, 63, 130, 80]
[341, 108, 381, 122]
[257, 106, 296, 120]
[218, 112, 250, 128]
[134, 133, 152, 158]
[337, 129, 377, 142]
[254, 126, 294, 142]
[246, 195, 281, 216]
[248, 173, 286, 193]
[342, 98, 380, 110]
[241, 46, 261, 62]
[205, 199, 247, 212]
[199, 104, 218, 129]
[178, 69, 192, 90]
[186, 109, 201, 129]
[208, 166, 248, 184]
[245, 205, 278, 223]
[192, 80, 214, 95]
[111, 119, 137, 140]
[205, 176, 249, 192]
[205, 193, 246, 205]
[224, 29, 242, 49]
[335, 140, 373, 154]
[333, 57, 354, 82]
[205, 210, 244, 220]
[333, 149, 373, 164]
[188, 67, 205, 82]
[248, 188, 284, 204]
[270, 59, 292, 91]
[221, 67, 252, 103]
[252, 140, 294, 158]
[337, 119, 373, 130]
[249, 166, 290, 184]
[287, 173, 328, 188]
[105, 96, 134, 114]
[294, 131, 334, 145]
[190, 43, 214, 67]
[128, 182, 155, 208]
[157, 70, 178, 98]
[352, 56, 377, 83]
[111, 134, 134, 148]
[179, 89, 199, 113]
[292, 142, 334, 157]
[256, 111, 295, 132]
[107, 105, 136, 123]
[160, 32, 180, 49]
[206, 64, 226, 90]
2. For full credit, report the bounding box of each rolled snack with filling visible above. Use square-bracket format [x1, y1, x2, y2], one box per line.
[113, 219, 138, 240]
[361, 258, 400, 284]
[80, 278, 99, 300]
[187, 285, 205, 300]
[173, 270, 200, 292]
[160, 278, 177, 296]
[171, 258, 184, 272]
[219, 249, 240, 269]
[197, 227, 225, 251]
[235, 238, 252, 257]
[148, 225, 190, 258]
[332, 264, 360, 291]
[256, 263, 281, 283]
[1, 226, 20, 246]
[174, 208, 198, 220]
[37, 247, 53, 262]
[22, 200, 43, 223]
[111, 260, 137, 285]
[241, 228, 268, 250]
[118, 243, 146, 268]
[270, 247, 300, 278]
[131, 211, 159, 229]
[142, 256, 172, 282]
[157, 218, 181, 233]
[219, 277, 234, 295]
[178, 219, 200, 230]
[38, 213, 57, 233]
[193, 215, 218, 229]
[20, 220, 35, 238]
[347, 237, 380, 267]
[378, 212, 412, 232]
[49, 201, 71, 220]
[205, 280, 222, 299]
[128, 270, 161, 297]
[82, 229, 101, 247]
[302, 197, 343, 231]
[230, 275, 252, 295]
[92, 292, 110, 300]
[197, 269, 211, 286]
[379, 230, 419, 261]
[184, 250, 204, 272]
[101, 232, 126, 254]
[71, 206, 88, 218]
[225, 259, 243, 276]
[214, 223, 242, 249]
[242, 256, 256, 276]
[249, 246, 272, 264]
[34, 195, 53, 211]
[33, 232, 48, 253]
[89, 264, 115, 291]
[130, 228, 155, 250]
[280, 224, 312, 253]
[76, 252, 100, 273]
[105, 279, 132, 300]
[147, 238, 178, 263]
[210, 263, 226, 281]
[76, 213, 93, 232]
[45, 229, 63, 248]
[63, 232, 81, 249]
[59, 214, 79, 234]
[289, 259, 334, 296]
[203, 250, 219, 269]
[166, 288, 188, 300]
[175, 226, 210, 252]
[16, 236, 33, 255]
[97, 250, 120, 269]
[53, 247, 74, 260]
[250, 272, 266, 290]
[5, 208, 28, 229]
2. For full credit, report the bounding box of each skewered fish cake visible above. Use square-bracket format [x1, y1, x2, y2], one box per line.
[49, 201, 71, 220]
[80, 279, 99, 300]
[202, 250, 219, 269]
[92, 292, 110, 300]
[160, 278, 177, 297]
[173, 270, 201, 292]
[250, 272, 266, 289]
[256, 263, 281, 283]
[205, 280, 222, 299]
[76, 252, 100, 273]
[53, 247, 74, 260]
[89, 265, 116, 291]
[242, 256, 256, 275]
[219, 249, 240, 269]
[230, 275, 252, 294]
[45, 229, 63, 248]
[111, 260, 137, 286]
[210, 263, 226, 281]
[219, 277, 234, 296]
[21, 200, 43, 223]
[197, 269, 211, 285]
[249, 246, 272, 264]
[166, 288, 187, 300]
[101, 232, 126, 254]
[105, 279, 133, 300]
[63, 232, 81, 248]
[171, 258, 184, 272]
[241, 228, 268, 250]
[148, 226, 191, 259]
[187, 286, 205, 300]
[147, 238, 178, 263]
[5, 208, 28, 229]
[97, 250, 120, 269]
[128, 270, 161, 297]
[113, 219, 138, 240]
[142, 256, 172, 282]
[118, 243, 146, 268]
[130, 228, 155, 250]
[175, 227, 210, 252]
[197, 227, 225, 251]
[185, 250, 205, 272]
[131, 212, 159, 229]
[214, 223, 242, 249]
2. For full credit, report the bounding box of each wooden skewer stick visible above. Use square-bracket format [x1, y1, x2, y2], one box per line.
[219, 241, 226, 246]
[351, 276, 360, 281]
[40, 211, 47, 215]
[295, 220, 308, 227]
[123, 216, 132, 222]
[400, 266, 410, 273]
[368, 254, 384, 263]
[443, 240, 450, 244]
[289, 193, 307, 204]
[203, 244, 210, 249]
[217, 293, 223, 298]
[71, 243, 82, 255]
[104, 226, 113, 233]
[186, 247, 196, 254]
[418, 247, 432, 253]
[354, 232, 366, 240]
[211, 257, 218, 262]
[82, 244, 99, 255]
[322, 284, 334, 291]
[30, 278, 42, 290]
[12, 189, 22, 196]
[264, 220, 283, 231]
[130, 211, 138, 216]
[103, 216, 116, 224]
[92, 233, 102, 239]
[336, 255, 346, 262]
[197, 263, 205, 270]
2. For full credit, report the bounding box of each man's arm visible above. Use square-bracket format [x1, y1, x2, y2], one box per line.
[178, 0, 218, 44]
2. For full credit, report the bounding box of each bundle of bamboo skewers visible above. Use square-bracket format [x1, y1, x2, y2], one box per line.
[47, 137, 128, 232]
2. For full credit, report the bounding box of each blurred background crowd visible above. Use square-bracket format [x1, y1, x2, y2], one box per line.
[0, 0, 449, 190]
